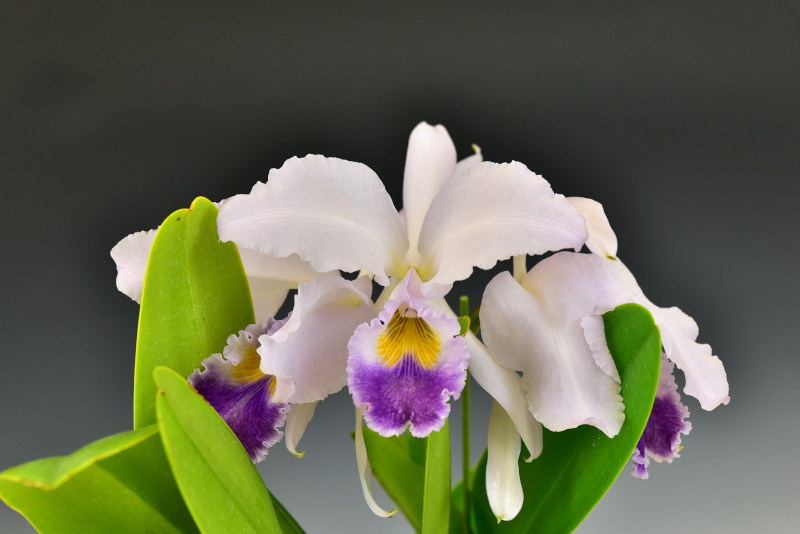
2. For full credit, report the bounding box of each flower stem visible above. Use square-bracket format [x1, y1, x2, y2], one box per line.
[459, 296, 471, 533]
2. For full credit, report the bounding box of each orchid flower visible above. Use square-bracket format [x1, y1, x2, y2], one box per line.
[110, 227, 332, 323]
[348, 268, 469, 516]
[215, 122, 589, 491]
[565, 198, 730, 412]
[479, 196, 729, 514]
[190, 274, 376, 461]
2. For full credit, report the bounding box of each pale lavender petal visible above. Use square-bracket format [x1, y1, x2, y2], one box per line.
[630, 353, 692, 478]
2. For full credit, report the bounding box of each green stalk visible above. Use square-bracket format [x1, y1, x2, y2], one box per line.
[459, 296, 471, 534]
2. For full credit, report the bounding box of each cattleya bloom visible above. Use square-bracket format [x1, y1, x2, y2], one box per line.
[215, 122, 588, 479]
[479, 196, 728, 508]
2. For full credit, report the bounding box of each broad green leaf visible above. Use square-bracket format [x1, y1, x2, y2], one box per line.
[360, 427, 464, 533]
[270, 492, 307, 534]
[0, 426, 198, 534]
[421, 421, 451, 533]
[154, 366, 281, 534]
[470, 303, 662, 533]
[134, 196, 255, 429]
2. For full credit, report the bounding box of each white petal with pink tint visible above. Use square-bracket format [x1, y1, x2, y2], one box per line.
[607, 259, 730, 410]
[481, 253, 631, 436]
[402, 122, 457, 257]
[110, 229, 156, 303]
[486, 401, 523, 522]
[239, 248, 335, 322]
[258, 275, 376, 404]
[417, 161, 588, 297]
[568, 197, 618, 258]
[217, 155, 408, 285]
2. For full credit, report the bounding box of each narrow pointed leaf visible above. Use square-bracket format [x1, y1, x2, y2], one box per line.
[471, 303, 662, 533]
[134, 196, 255, 429]
[270, 492, 307, 534]
[155, 366, 281, 534]
[0, 426, 198, 534]
[421, 420, 451, 533]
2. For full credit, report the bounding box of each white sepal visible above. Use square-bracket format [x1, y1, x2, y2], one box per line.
[486, 401, 524, 522]
[217, 155, 408, 285]
[417, 161, 588, 297]
[355, 406, 397, 518]
[607, 259, 730, 410]
[568, 197, 618, 259]
[110, 229, 156, 303]
[284, 401, 318, 459]
[402, 122, 457, 257]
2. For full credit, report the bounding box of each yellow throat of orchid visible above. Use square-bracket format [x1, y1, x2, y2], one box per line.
[231, 345, 276, 396]
[375, 303, 441, 369]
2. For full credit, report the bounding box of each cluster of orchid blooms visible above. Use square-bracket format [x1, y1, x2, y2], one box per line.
[111, 122, 729, 522]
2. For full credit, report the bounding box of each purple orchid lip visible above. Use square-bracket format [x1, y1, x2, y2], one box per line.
[189, 322, 290, 463]
[347, 297, 468, 438]
[632, 353, 691, 479]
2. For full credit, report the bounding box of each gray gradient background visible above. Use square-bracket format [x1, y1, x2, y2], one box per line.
[1, 1, 798, 532]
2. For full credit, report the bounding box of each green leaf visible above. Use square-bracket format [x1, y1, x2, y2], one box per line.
[361, 429, 426, 529]
[134, 196, 255, 429]
[154, 366, 282, 534]
[421, 420, 451, 533]
[0, 426, 198, 534]
[359, 427, 464, 533]
[270, 492, 307, 534]
[470, 303, 662, 533]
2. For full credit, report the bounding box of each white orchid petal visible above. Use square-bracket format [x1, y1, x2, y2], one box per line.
[417, 161, 588, 297]
[258, 275, 376, 404]
[465, 332, 543, 460]
[403, 122, 457, 256]
[581, 313, 620, 382]
[110, 229, 157, 303]
[607, 259, 730, 410]
[486, 401, 524, 522]
[430, 297, 542, 460]
[453, 144, 483, 175]
[657, 306, 729, 409]
[482, 253, 631, 436]
[284, 401, 318, 459]
[239, 248, 334, 323]
[217, 155, 409, 285]
[355, 406, 397, 518]
[568, 197, 618, 259]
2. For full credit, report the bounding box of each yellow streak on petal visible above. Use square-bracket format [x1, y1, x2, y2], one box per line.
[231, 346, 275, 396]
[375, 309, 441, 369]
